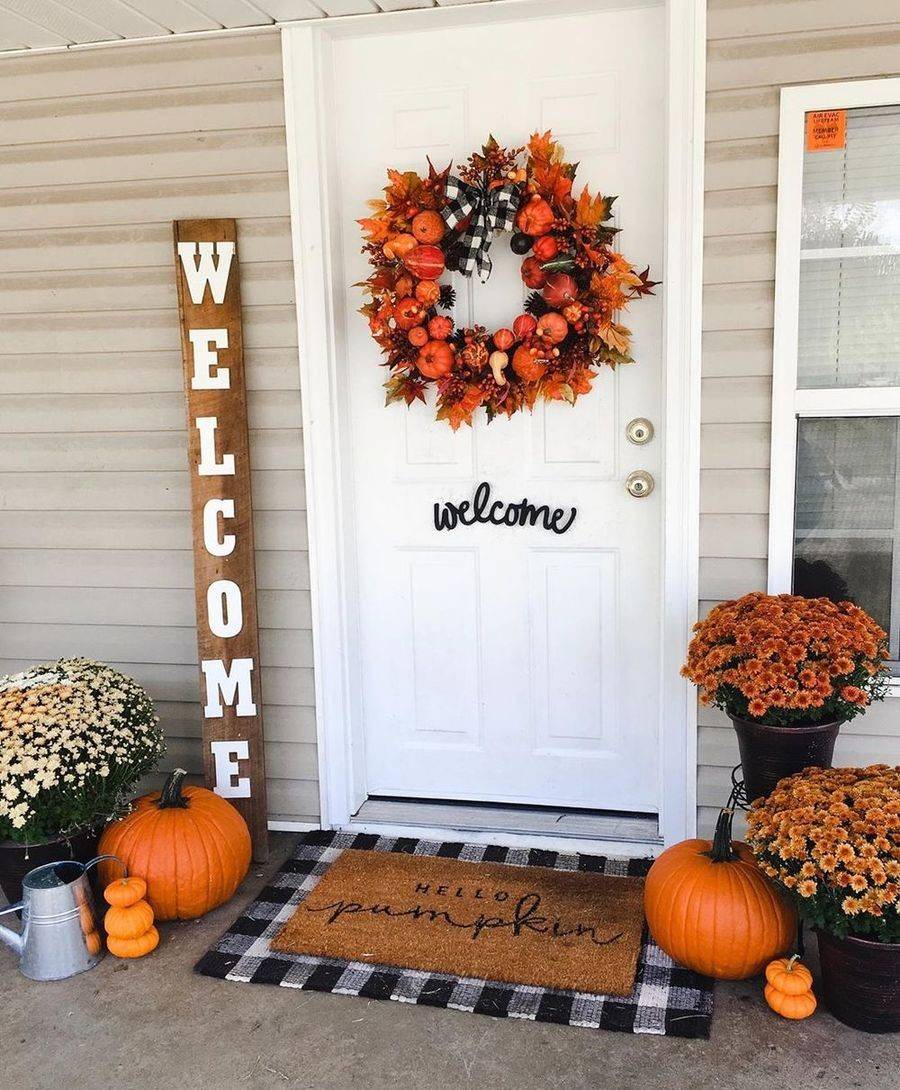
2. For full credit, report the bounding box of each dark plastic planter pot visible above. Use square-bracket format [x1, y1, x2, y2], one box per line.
[729, 715, 841, 801]
[817, 930, 900, 1033]
[0, 827, 100, 906]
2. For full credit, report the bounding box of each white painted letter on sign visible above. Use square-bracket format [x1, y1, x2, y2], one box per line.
[207, 579, 244, 639]
[196, 416, 236, 476]
[203, 498, 236, 557]
[210, 738, 251, 798]
[201, 657, 258, 718]
[177, 241, 235, 305]
[189, 328, 230, 389]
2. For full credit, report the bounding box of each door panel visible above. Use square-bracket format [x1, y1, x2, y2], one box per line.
[330, 4, 665, 812]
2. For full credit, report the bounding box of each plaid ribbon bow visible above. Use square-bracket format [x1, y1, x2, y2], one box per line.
[442, 174, 522, 280]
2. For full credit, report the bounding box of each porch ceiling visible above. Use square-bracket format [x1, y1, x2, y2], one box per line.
[0, 0, 496, 54]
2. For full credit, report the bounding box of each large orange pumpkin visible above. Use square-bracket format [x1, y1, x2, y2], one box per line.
[98, 768, 251, 921]
[644, 807, 796, 980]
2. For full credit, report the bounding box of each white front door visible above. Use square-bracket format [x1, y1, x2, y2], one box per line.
[330, 3, 665, 814]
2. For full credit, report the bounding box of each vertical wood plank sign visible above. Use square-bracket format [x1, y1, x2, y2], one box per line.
[173, 219, 268, 861]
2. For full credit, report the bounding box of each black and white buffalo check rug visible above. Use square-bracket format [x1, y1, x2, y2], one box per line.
[195, 830, 714, 1038]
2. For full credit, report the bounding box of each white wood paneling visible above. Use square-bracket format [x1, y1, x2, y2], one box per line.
[698, 3, 900, 828]
[0, 31, 317, 822]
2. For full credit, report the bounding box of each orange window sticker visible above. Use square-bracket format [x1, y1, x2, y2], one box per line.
[805, 110, 847, 152]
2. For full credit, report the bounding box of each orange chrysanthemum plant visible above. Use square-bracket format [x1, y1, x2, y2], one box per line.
[682, 592, 888, 726]
[747, 765, 900, 944]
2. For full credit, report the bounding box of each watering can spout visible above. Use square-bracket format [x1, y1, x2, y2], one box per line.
[0, 904, 25, 956]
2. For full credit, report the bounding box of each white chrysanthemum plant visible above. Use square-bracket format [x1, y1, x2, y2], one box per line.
[0, 659, 164, 845]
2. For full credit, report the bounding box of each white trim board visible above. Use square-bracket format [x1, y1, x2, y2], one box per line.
[282, 0, 705, 848]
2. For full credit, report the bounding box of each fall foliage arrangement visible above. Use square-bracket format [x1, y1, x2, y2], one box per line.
[358, 132, 657, 429]
[747, 765, 900, 944]
[682, 592, 888, 726]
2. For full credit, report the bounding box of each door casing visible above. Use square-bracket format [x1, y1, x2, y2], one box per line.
[281, 0, 705, 847]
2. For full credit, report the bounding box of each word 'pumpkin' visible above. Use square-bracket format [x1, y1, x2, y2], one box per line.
[643, 807, 796, 980]
[98, 768, 251, 921]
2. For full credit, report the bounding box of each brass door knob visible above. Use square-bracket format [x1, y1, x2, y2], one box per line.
[625, 470, 654, 498]
[626, 417, 654, 445]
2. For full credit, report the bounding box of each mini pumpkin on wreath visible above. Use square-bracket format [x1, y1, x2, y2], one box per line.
[358, 132, 657, 429]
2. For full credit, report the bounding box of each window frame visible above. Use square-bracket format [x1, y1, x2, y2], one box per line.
[770, 77, 900, 690]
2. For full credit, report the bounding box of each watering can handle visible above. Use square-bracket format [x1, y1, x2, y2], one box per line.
[84, 854, 127, 878]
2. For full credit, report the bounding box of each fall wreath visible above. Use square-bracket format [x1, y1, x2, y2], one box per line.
[358, 132, 657, 429]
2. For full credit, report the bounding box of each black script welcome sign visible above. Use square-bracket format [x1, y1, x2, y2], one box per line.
[433, 481, 577, 535]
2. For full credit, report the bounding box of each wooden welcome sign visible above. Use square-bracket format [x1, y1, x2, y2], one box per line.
[174, 219, 268, 861]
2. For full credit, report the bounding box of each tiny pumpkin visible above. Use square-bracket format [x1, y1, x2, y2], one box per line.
[411, 210, 445, 244]
[765, 955, 814, 996]
[427, 315, 453, 341]
[107, 926, 160, 960]
[516, 195, 554, 236]
[765, 983, 817, 1020]
[407, 325, 429, 348]
[393, 297, 425, 331]
[493, 328, 514, 352]
[383, 232, 417, 261]
[105, 900, 155, 942]
[520, 256, 547, 289]
[98, 768, 251, 921]
[513, 313, 537, 341]
[416, 339, 455, 380]
[512, 345, 548, 384]
[536, 312, 568, 345]
[104, 876, 147, 909]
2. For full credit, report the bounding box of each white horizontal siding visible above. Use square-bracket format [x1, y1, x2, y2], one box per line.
[0, 31, 318, 824]
[698, 3, 900, 837]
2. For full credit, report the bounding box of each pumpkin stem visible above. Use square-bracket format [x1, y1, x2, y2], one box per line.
[786, 954, 800, 972]
[706, 807, 738, 863]
[158, 768, 190, 809]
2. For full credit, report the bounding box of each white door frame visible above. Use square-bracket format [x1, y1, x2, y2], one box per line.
[282, 0, 705, 847]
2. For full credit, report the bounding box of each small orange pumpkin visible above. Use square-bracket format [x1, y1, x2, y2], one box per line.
[765, 955, 814, 996]
[104, 876, 147, 908]
[105, 900, 155, 942]
[511, 345, 548, 383]
[393, 297, 425, 331]
[98, 768, 251, 921]
[516, 195, 554, 236]
[416, 340, 454, 380]
[411, 210, 445, 244]
[644, 807, 796, 980]
[107, 926, 160, 960]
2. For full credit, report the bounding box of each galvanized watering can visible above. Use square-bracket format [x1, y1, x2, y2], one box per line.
[0, 854, 121, 981]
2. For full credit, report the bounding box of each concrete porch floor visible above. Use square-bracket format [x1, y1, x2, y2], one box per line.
[5, 834, 896, 1090]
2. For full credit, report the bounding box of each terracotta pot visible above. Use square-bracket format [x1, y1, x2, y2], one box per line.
[816, 930, 900, 1033]
[729, 715, 840, 801]
[0, 827, 100, 907]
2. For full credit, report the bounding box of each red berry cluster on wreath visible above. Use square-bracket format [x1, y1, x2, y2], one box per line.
[358, 132, 657, 429]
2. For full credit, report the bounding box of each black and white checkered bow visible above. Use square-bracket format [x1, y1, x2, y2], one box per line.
[442, 174, 522, 280]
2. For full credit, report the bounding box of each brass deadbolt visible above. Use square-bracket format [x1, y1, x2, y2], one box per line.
[625, 470, 654, 498]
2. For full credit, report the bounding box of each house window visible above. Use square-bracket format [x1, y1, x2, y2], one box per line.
[770, 79, 900, 672]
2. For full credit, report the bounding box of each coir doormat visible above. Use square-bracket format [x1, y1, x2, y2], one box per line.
[270, 848, 644, 996]
[195, 831, 714, 1038]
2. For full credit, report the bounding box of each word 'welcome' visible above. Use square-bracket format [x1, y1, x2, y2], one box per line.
[174, 220, 267, 859]
[434, 481, 577, 535]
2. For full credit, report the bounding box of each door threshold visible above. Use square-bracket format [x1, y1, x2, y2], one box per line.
[350, 798, 662, 857]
